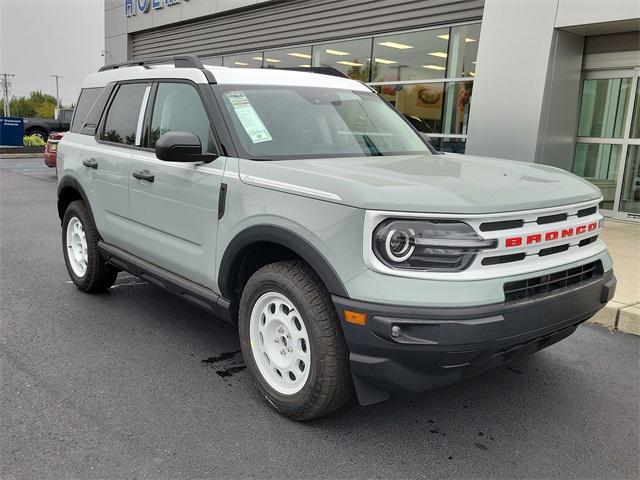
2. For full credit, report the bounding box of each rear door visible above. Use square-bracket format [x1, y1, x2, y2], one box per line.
[127, 80, 225, 289]
[83, 82, 151, 251]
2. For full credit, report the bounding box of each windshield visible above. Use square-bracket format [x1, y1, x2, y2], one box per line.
[215, 85, 431, 160]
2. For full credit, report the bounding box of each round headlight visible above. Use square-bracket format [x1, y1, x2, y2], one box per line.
[385, 228, 415, 262]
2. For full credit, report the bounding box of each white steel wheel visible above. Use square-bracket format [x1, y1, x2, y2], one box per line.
[66, 216, 88, 277]
[249, 291, 311, 395]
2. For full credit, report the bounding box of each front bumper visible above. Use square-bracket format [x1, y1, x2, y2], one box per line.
[333, 269, 616, 405]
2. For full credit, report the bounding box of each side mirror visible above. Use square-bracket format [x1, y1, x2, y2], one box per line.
[155, 131, 216, 162]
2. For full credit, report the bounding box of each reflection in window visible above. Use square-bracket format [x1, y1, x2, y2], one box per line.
[101, 83, 148, 146]
[573, 143, 622, 209]
[577, 78, 632, 138]
[263, 46, 312, 69]
[446, 23, 480, 78]
[620, 145, 640, 214]
[149, 83, 212, 151]
[312, 38, 372, 81]
[376, 83, 444, 134]
[70, 87, 102, 133]
[223, 52, 263, 68]
[371, 28, 449, 82]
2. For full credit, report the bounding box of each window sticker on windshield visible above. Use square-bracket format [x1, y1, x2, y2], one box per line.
[226, 91, 273, 143]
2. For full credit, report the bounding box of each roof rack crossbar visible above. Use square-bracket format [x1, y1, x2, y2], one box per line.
[98, 54, 216, 83]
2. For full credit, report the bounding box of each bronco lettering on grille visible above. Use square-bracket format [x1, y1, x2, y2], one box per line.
[505, 222, 597, 248]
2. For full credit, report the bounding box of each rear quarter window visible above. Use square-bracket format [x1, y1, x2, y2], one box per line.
[70, 88, 103, 133]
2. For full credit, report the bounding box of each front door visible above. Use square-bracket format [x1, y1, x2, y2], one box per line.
[128, 81, 225, 290]
[573, 68, 640, 221]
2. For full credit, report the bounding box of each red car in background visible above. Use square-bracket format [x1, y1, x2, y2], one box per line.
[44, 131, 65, 168]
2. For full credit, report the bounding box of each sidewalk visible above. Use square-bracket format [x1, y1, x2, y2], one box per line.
[590, 219, 640, 335]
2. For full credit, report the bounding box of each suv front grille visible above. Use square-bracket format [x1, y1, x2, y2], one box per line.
[503, 261, 603, 302]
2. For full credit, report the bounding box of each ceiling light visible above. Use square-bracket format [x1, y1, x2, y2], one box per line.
[374, 58, 396, 64]
[429, 52, 448, 58]
[264, 58, 281, 63]
[336, 60, 363, 67]
[472, 61, 477, 64]
[325, 49, 350, 56]
[299, 64, 311, 68]
[234, 61, 249, 66]
[288, 52, 311, 59]
[251, 56, 263, 61]
[437, 34, 475, 42]
[422, 64, 446, 71]
[378, 41, 414, 49]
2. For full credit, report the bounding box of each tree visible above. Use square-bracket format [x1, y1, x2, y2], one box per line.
[0, 90, 59, 118]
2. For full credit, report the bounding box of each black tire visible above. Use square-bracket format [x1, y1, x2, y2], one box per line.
[27, 128, 48, 142]
[62, 200, 117, 292]
[238, 261, 352, 421]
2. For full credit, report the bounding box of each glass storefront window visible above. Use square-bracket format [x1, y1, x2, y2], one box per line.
[429, 137, 467, 154]
[446, 23, 481, 78]
[442, 81, 473, 135]
[629, 86, 640, 139]
[371, 28, 449, 82]
[375, 80, 473, 139]
[312, 38, 372, 81]
[262, 46, 313, 69]
[202, 56, 222, 66]
[376, 83, 445, 134]
[223, 52, 264, 68]
[620, 145, 640, 214]
[573, 143, 622, 210]
[577, 78, 632, 138]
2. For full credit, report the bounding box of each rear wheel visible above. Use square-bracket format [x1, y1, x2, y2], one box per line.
[62, 200, 117, 292]
[27, 128, 47, 142]
[239, 261, 352, 420]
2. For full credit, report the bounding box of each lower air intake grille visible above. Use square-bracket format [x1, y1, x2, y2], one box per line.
[504, 261, 603, 302]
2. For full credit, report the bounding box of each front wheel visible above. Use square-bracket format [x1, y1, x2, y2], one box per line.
[239, 261, 352, 420]
[62, 200, 118, 292]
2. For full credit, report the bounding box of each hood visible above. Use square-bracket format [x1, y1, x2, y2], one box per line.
[238, 153, 601, 214]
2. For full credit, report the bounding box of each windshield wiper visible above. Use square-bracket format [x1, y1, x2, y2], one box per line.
[362, 135, 383, 156]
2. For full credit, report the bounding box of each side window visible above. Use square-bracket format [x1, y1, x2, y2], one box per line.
[149, 83, 213, 151]
[70, 88, 102, 133]
[62, 109, 73, 123]
[100, 83, 149, 145]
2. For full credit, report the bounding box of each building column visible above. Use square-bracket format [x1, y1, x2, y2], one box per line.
[466, 0, 582, 167]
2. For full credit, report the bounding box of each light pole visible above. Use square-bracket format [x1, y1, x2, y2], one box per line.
[50, 74, 63, 108]
[1, 73, 15, 116]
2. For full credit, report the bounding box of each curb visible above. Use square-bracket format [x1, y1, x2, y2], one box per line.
[0, 153, 45, 159]
[588, 301, 640, 336]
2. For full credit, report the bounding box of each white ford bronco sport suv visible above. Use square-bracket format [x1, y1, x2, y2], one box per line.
[57, 56, 616, 420]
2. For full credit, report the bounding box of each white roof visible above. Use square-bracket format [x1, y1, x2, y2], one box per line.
[82, 63, 370, 92]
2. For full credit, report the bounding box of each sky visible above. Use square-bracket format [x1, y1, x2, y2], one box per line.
[0, 0, 105, 107]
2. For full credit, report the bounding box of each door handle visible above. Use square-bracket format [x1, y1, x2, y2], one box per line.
[132, 170, 155, 183]
[82, 158, 98, 169]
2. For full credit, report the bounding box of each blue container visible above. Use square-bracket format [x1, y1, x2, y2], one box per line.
[0, 116, 25, 146]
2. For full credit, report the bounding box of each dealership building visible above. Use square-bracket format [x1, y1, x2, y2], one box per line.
[104, 0, 640, 221]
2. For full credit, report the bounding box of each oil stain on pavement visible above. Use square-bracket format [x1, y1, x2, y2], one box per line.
[201, 349, 246, 381]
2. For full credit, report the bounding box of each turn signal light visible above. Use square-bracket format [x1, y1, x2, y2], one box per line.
[344, 310, 367, 325]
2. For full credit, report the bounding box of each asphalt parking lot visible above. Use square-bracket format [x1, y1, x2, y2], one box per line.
[1, 157, 639, 480]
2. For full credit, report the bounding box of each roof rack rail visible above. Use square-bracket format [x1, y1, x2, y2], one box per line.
[98, 54, 216, 83]
[275, 66, 349, 79]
